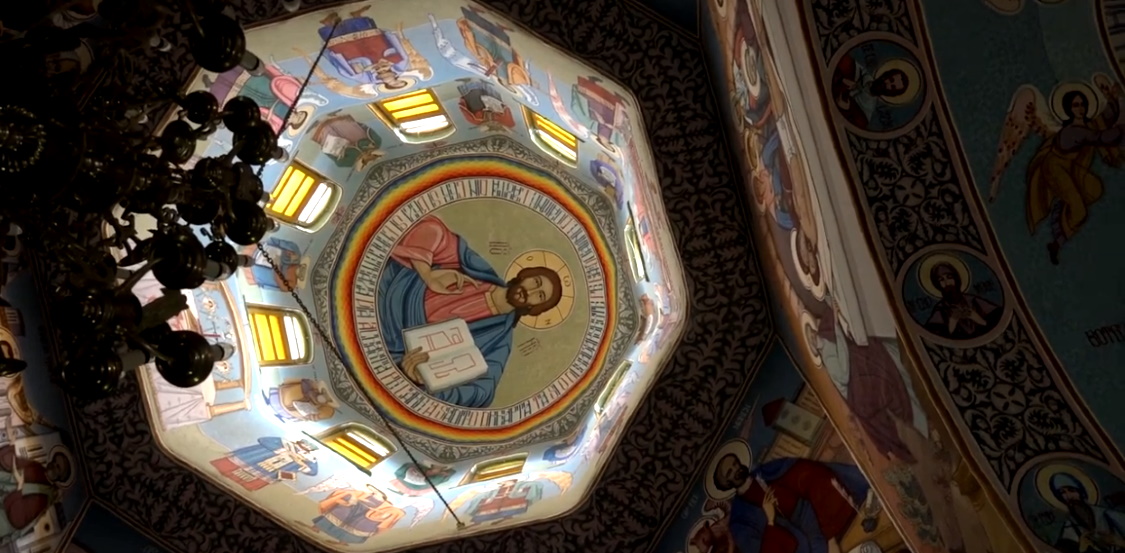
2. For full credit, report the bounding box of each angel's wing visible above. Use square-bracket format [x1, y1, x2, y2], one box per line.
[396, 496, 435, 527]
[296, 475, 352, 495]
[428, 14, 489, 76]
[547, 73, 591, 140]
[1093, 73, 1125, 167]
[396, 23, 431, 79]
[1093, 73, 1121, 108]
[528, 471, 573, 495]
[988, 84, 1057, 201]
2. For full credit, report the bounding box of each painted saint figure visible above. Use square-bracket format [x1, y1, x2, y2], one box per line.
[1041, 466, 1125, 553]
[310, 485, 405, 545]
[989, 78, 1125, 265]
[830, 54, 920, 132]
[263, 379, 338, 423]
[379, 215, 563, 407]
[317, 7, 432, 95]
[457, 80, 515, 132]
[204, 64, 325, 135]
[211, 437, 318, 491]
[922, 261, 1001, 340]
[711, 454, 879, 553]
[571, 75, 628, 154]
[0, 445, 72, 542]
[309, 113, 385, 173]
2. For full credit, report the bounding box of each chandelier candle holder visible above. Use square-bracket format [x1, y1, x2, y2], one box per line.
[0, 0, 287, 400]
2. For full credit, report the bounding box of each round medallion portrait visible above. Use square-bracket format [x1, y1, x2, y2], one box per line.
[828, 38, 928, 136]
[332, 159, 619, 436]
[1017, 457, 1125, 551]
[900, 248, 1008, 344]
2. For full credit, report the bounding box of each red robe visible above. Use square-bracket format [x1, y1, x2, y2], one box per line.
[739, 459, 859, 543]
[0, 446, 52, 533]
[830, 55, 870, 129]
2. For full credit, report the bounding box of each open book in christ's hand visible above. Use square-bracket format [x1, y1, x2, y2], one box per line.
[403, 318, 488, 393]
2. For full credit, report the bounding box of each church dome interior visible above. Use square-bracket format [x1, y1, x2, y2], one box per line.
[0, 0, 1123, 552]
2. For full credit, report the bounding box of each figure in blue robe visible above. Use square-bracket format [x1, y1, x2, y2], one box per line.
[377, 237, 516, 408]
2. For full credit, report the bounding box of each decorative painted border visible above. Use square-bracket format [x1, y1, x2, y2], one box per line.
[797, 0, 1124, 544]
[63, 0, 773, 551]
[310, 136, 638, 461]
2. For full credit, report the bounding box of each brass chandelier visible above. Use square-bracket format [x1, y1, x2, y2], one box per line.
[0, 0, 292, 399]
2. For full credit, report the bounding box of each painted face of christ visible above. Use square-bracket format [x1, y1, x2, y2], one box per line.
[505, 266, 562, 317]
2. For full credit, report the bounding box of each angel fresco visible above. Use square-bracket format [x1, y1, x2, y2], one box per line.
[428, 11, 539, 105]
[988, 75, 1125, 265]
[307, 7, 432, 99]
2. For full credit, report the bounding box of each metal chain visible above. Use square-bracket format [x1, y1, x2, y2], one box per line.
[248, 20, 465, 527]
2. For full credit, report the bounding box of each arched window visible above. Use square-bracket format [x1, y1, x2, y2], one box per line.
[314, 424, 395, 474]
[370, 89, 455, 143]
[623, 203, 649, 283]
[266, 161, 340, 232]
[595, 360, 631, 415]
[461, 453, 527, 485]
[246, 305, 312, 366]
[524, 106, 578, 166]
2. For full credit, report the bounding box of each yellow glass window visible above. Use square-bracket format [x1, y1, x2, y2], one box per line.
[623, 204, 649, 283]
[266, 161, 338, 230]
[316, 425, 395, 474]
[246, 306, 311, 366]
[461, 453, 527, 485]
[370, 89, 453, 140]
[595, 361, 632, 415]
[524, 106, 578, 165]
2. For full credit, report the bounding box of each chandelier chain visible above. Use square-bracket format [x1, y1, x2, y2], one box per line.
[250, 22, 465, 528]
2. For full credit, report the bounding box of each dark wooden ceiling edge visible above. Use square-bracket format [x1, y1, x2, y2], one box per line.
[64, 0, 775, 551]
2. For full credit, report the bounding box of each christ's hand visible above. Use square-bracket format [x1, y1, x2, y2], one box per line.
[402, 347, 430, 386]
[762, 487, 778, 526]
[424, 269, 480, 295]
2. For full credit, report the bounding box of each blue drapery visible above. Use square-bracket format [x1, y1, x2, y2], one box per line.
[377, 237, 516, 408]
